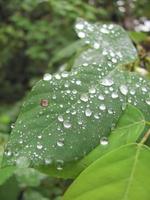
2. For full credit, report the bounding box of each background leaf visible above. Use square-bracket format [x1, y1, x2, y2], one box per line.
[64, 143, 150, 200]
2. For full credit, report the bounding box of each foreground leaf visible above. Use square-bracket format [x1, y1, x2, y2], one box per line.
[64, 143, 150, 200]
[38, 104, 145, 178]
[2, 20, 150, 176]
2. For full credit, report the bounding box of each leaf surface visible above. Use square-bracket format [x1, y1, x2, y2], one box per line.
[64, 144, 150, 200]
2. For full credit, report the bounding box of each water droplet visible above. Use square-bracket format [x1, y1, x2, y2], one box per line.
[37, 144, 43, 150]
[98, 94, 105, 100]
[58, 115, 64, 122]
[111, 92, 118, 99]
[78, 31, 85, 38]
[100, 137, 108, 145]
[75, 22, 84, 30]
[130, 89, 135, 95]
[119, 85, 128, 95]
[40, 99, 49, 107]
[85, 108, 92, 117]
[56, 160, 64, 171]
[89, 86, 96, 94]
[99, 104, 106, 111]
[76, 80, 81, 85]
[55, 74, 61, 80]
[146, 99, 150, 105]
[80, 93, 89, 102]
[57, 139, 64, 147]
[93, 42, 100, 49]
[101, 78, 114, 86]
[11, 123, 15, 129]
[61, 71, 69, 78]
[63, 120, 71, 128]
[43, 73, 52, 81]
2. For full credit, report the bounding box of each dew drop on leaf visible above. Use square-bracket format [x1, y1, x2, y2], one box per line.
[85, 108, 92, 117]
[100, 137, 109, 145]
[43, 73, 52, 81]
[119, 85, 128, 95]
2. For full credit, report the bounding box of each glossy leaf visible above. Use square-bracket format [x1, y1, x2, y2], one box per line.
[64, 144, 150, 200]
[2, 20, 150, 176]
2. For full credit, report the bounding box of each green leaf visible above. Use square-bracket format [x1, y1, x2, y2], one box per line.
[38, 104, 145, 178]
[0, 166, 16, 186]
[2, 20, 150, 177]
[64, 143, 150, 200]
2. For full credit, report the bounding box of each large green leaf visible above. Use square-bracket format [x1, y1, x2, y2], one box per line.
[2, 20, 150, 176]
[38, 104, 145, 178]
[64, 143, 150, 200]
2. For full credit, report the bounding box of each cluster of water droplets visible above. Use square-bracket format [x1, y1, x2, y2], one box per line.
[3, 19, 150, 171]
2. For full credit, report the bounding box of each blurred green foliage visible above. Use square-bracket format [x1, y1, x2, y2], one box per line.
[0, 0, 150, 199]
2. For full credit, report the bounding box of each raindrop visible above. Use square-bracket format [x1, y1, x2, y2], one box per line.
[119, 85, 128, 95]
[89, 86, 96, 94]
[93, 42, 100, 49]
[43, 73, 52, 81]
[55, 74, 61, 80]
[80, 93, 89, 102]
[78, 31, 85, 38]
[58, 115, 64, 122]
[146, 99, 150, 105]
[85, 108, 92, 117]
[37, 144, 43, 150]
[101, 78, 114, 86]
[75, 23, 84, 30]
[99, 104, 106, 111]
[56, 160, 64, 171]
[100, 137, 108, 145]
[98, 94, 105, 100]
[57, 139, 64, 147]
[111, 92, 118, 99]
[63, 120, 71, 128]
[61, 71, 69, 78]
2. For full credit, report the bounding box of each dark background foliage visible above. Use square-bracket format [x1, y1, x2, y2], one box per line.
[0, 0, 150, 199]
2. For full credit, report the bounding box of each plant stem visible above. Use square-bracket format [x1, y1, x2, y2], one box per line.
[140, 129, 150, 145]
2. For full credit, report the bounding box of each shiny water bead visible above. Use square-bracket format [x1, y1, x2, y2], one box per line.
[37, 144, 43, 150]
[55, 74, 61, 80]
[93, 42, 100, 49]
[76, 80, 81, 85]
[56, 160, 64, 171]
[111, 92, 118, 99]
[100, 137, 109, 145]
[85, 108, 92, 117]
[63, 120, 71, 128]
[89, 86, 96, 94]
[61, 71, 69, 78]
[57, 139, 64, 147]
[99, 104, 106, 111]
[146, 99, 150, 105]
[80, 93, 89, 102]
[78, 31, 85, 38]
[40, 99, 49, 107]
[43, 73, 52, 81]
[119, 85, 128, 95]
[75, 22, 84, 30]
[98, 94, 105, 100]
[58, 115, 64, 122]
[101, 78, 114, 86]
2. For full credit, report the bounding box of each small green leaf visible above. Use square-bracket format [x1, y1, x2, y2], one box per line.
[64, 143, 150, 200]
